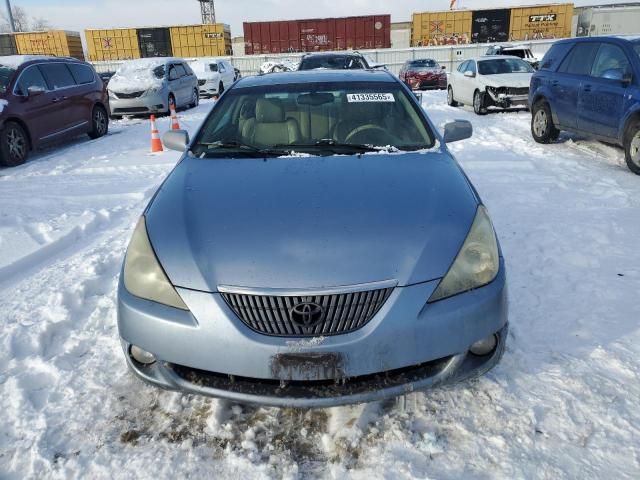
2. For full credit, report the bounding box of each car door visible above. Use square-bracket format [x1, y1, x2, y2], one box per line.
[217, 61, 229, 90]
[451, 61, 468, 100]
[460, 60, 477, 104]
[13, 64, 63, 144]
[551, 42, 599, 129]
[224, 61, 235, 85]
[38, 63, 86, 137]
[577, 42, 631, 138]
[167, 64, 183, 105]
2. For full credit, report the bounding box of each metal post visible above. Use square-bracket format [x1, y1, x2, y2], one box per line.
[4, 0, 16, 32]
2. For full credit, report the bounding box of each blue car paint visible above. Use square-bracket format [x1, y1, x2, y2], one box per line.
[530, 36, 640, 145]
[118, 70, 508, 407]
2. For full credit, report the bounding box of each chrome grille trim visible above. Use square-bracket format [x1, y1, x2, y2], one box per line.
[218, 279, 398, 297]
[221, 286, 395, 337]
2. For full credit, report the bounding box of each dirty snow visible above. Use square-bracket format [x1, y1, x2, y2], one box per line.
[0, 92, 639, 479]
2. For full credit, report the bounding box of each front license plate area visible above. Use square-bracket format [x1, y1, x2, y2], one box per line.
[271, 353, 344, 382]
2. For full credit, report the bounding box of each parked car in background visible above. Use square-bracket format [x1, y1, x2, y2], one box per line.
[188, 58, 235, 98]
[399, 59, 447, 90]
[298, 52, 376, 70]
[234, 67, 242, 81]
[529, 36, 640, 175]
[99, 71, 116, 85]
[108, 58, 199, 118]
[259, 60, 298, 74]
[486, 44, 540, 69]
[117, 69, 508, 407]
[0, 55, 109, 167]
[448, 56, 534, 115]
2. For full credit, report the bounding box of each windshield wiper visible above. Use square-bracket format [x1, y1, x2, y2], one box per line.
[197, 141, 291, 157]
[274, 139, 381, 154]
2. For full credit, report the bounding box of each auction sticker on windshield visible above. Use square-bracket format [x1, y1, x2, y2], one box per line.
[347, 93, 395, 103]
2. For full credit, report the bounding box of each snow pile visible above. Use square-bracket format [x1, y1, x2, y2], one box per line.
[108, 58, 175, 93]
[0, 55, 53, 69]
[0, 93, 639, 478]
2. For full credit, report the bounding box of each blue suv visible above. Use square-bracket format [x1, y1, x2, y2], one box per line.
[529, 36, 640, 174]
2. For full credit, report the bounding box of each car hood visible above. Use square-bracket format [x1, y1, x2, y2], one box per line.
[481, 72, 532, 88]
[145, 152, 479, 292]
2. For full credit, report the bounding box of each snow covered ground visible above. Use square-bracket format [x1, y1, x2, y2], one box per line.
[1, 93, 639, 479]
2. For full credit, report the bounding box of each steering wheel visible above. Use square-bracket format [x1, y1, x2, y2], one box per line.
[345, 124, 389, 144]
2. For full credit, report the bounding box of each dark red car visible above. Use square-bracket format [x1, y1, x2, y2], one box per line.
[399, 59, 448, 91]
[0, 56, 110, 167]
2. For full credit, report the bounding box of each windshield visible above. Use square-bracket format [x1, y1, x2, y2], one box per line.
[192, 82, 435, 158]
[0, 66, 16, 93]
[300, 56, 361, 70]
[409, 60, 438, 69]
[504, 49, 527, 59]
[115, 61, 166, 79]
[478, 58, 534, 75]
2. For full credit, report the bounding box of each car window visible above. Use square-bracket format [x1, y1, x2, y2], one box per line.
[539, 42, 573, 71]
[591, 43, 631, 78]
[168, 65, 180, 80]
[0, 65, 16, 93]
[478, 58, 533, 75]
[558, 43, 599, 76]
[218, 62, 226, 73]
[468, 61, 477, 74]
[182, 63, 194, 76]
[40, 63, 76, 90]
[299, 56, 358, 70]
[68, 63, 95, 85]
[209, 63, 218, 72]
[174, 64, 187, 77]
[457, 61, 468, 73]
[15, 65, 48, 95]
[635, 42, 640, 59]
[192, 82, 435, 157]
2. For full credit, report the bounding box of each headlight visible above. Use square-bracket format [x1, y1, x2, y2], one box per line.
[123, 217, 189, 310]
[428, 206, 499, 303]
[108, 90, 117, 99]
[144, 87, 161, 97]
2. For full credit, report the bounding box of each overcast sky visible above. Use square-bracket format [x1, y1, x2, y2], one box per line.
[9, 0, 621, 37]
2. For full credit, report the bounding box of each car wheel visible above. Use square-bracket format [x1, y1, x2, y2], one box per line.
[0, 121, 29, 167]
[88, 105, 109, 139]
[624, 119, 640, 175]
[447, 86, 458, 107]
[473, 90, 487, 115]
[531, 100, 560, 144]
[189, 88, 199, 108]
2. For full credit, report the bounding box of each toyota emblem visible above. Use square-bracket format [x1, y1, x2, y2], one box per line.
[290, 302, 324, 329]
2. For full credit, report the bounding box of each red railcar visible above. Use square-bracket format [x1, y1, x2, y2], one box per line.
[243, 15, 391, 55]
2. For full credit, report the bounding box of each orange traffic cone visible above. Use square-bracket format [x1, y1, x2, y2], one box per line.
[150, 115, 163, 153]
[170, 103, 181, 130]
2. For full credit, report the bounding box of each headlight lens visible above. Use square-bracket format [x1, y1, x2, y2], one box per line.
[428, 206, 499, 303]
[123, 217, 189, 310]
[144, 87, 161, 96]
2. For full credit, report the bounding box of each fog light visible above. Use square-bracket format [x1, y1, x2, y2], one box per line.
[469, 335, 498, 356]
[130, 345, 156, 365]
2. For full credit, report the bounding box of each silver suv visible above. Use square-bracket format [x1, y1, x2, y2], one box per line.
[108, 58, 199, 118]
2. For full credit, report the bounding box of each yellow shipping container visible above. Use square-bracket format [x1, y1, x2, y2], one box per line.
[85, 28, 141, 61]
[14, 30, 84, 60]
[509, 3, 574, 41]
[170, 24, 232, 58]
[411, 10, 472, 47]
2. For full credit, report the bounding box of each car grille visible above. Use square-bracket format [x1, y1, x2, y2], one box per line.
[198, 79, 207, 86]
[114, 91, 145, 99]
[506, 87, 529, 96]
[222, 287, 394, 337]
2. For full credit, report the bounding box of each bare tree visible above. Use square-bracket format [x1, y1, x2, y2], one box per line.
[0, 5, 52, 32]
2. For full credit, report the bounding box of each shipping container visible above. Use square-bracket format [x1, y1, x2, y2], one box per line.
[510, 3, 573, 41]
[243, 15, 391, 55]
[137, 28, 172, 58]
[85, 28, 140, 61]
[14, 31, 84, 60]
[411, 10, 472, 46]
[170, 24, 232, 57]
[0, 33, 17, 56]
[575, 4, 640, 37]
[472, 9, 511, 43]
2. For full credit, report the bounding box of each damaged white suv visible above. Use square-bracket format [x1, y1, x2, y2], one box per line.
[447, 56, 534, 115]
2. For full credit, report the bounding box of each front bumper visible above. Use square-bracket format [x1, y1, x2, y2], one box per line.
[117, 259, 508, 407]
[199, 80, 219, 96]
[407, 77, 447, 90]
[485, 89, 529, 109]
[109, 91, 168, 115]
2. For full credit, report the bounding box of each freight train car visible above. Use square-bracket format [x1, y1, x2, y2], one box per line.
[0, 33, 17, 56]
[575, 3, 640, 37]
[411, 3, 573, 46]
[14, 31, 84, 60]
[85, 24, 232, 61]
[243, 15, 391, 55]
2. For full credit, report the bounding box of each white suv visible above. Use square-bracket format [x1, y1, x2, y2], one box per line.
[189, 58, 236, 98]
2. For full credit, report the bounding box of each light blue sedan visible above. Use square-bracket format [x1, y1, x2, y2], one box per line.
[117, 70, 508, 408]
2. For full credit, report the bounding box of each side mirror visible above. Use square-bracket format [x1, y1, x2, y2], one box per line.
[443, 120, 473, 143]
[163, 129, 190, 152]
[464, 70, 475, 78]
[27, 85, 46, 97]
